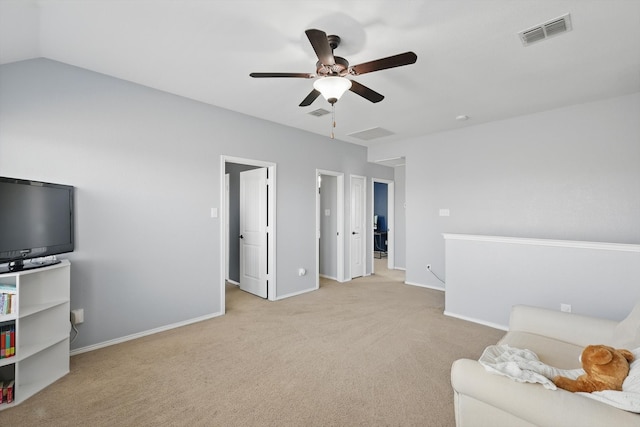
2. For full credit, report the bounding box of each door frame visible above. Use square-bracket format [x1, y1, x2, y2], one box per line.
[315, 169, 345, 289]
[224, 173, 230, 282]
[220, 155, 277, 313]
[349, 174, 367, 279]
[371, 178, 395, 273]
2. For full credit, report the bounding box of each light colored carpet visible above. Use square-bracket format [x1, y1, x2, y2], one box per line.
[0, 261, 504, 426]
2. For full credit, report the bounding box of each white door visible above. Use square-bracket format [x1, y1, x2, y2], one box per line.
[350, 175, 366, 278]
[225, 173, 230, 282]
[239, 168, 268, 298]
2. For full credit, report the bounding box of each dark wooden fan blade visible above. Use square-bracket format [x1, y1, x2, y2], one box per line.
[305, 29, 335, 66]
[299, 89, 321, 107]
[349, 80, 384, 103]
[250, 72, 314, 78]
[350, 52, 417, 76]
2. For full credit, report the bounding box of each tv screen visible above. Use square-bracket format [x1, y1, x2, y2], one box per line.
[0, 177, 75, 272]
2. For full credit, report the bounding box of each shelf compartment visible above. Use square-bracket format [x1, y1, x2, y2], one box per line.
[16, 339, 69, 403]
[0, 287, 17, 320]
[0, 363, 15, 406]
[17, 265, 70, 310]
[19, 299, 69, 319]
[17, 303, 69, 359]
[0, 320, 16, 366]
[18, 333, 69, 362]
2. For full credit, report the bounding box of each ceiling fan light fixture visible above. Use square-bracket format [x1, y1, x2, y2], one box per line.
[313, 76, 352, 104]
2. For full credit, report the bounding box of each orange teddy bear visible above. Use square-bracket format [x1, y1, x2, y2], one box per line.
[553, 344, 634, 393]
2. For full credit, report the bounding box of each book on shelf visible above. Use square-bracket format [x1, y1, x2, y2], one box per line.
[0, 324, 15, 359]
[0, 293, 15, 315]
[0, 380, 14, 404]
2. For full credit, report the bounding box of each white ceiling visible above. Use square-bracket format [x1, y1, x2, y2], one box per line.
[1, 0, 639, 146]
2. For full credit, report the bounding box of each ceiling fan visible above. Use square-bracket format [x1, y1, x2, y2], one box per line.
[250, 29, 418, 106]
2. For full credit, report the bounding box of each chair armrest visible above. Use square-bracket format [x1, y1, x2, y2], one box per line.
[508, 305, 618, 347]
[451, 358, 639, 427]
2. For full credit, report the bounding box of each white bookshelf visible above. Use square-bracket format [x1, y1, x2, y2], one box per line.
[0, 260, 70, 409]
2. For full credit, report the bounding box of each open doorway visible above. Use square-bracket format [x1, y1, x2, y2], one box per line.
[316, 170, 345, 288]
[372, 178, 394, 274]
[220, 156, 277, 313]
[225, 163, 260, 287]
[350, 175, 366, 279]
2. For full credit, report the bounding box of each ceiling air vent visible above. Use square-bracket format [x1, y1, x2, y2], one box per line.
[519, 13, 572, 46]
[348, 127, 395, 141]
[308, 108, 330, 117]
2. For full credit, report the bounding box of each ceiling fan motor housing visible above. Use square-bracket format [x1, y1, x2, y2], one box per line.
[316, 56, 349, 77]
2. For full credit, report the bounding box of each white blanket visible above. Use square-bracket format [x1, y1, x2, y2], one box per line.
[478, 344, 582, 390]
[479, 344, 640, 413]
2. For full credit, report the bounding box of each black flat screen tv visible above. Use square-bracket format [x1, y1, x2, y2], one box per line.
[0, 177, 75, 273]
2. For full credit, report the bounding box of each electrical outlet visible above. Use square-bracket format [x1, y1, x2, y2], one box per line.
[560, 304, 572, 313]
[71, 309, 84, 325]
[427, 264, 431, 270]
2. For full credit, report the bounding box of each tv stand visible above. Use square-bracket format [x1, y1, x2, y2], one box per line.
[0, 258, 61, 274]
[0, 260, 70, 410]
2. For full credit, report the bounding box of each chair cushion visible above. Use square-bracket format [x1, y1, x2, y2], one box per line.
[498, 331, 583, 369]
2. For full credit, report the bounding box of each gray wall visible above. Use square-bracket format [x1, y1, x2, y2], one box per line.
[369, 93, 640, 298]
[0, 58, 393, 350]
[444, 235, 640, 326]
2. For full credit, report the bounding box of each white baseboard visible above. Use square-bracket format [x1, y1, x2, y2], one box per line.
[226, 279, 240, 285]
[404, 280, 445, 292]
[70, 311, 224, 356]
[275, 287, 316, 300]
[443, 310, 508, 331]
[319, 274, 337, 281]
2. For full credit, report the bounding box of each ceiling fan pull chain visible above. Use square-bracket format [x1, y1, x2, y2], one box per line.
[331, 103, 336, 139]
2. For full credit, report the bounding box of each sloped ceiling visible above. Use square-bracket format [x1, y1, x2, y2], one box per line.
[1, 0, 639, 146]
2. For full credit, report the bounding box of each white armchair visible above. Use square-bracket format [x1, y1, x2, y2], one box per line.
[451, 303, 640, 426]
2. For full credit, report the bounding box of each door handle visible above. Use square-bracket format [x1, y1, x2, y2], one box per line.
[239, 234, 244, 239]
[352, 231, 358, 235]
